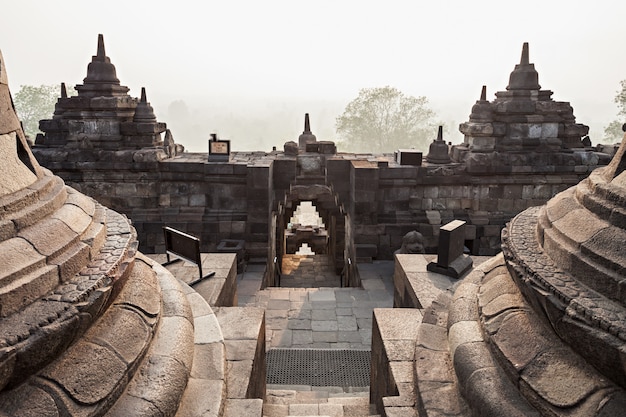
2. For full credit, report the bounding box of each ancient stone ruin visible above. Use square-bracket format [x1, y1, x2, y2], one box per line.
[3, 33, 625, 416]
[32, 39, 610, 287]
[0, 48, 265, 416]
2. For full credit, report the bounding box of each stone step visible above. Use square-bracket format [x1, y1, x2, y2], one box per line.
[1, 174, 67, 232]
[264, 389, 378, 417]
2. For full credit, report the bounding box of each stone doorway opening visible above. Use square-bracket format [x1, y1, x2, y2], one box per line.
[267, 184, 359, 288]
[287, 201, 328, 255]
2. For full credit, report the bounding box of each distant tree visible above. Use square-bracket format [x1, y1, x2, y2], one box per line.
[604, 80, 626, 142]
[335, 86, 438, 153]
[13, 84, 75, 138]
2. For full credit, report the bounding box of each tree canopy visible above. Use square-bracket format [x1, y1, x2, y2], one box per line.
[604, 79, 626, 142]
[335, 86, 438, 153]
[13, 84, 73, 138]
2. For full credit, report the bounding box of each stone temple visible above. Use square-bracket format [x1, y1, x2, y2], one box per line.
[1, 35, 625, 416]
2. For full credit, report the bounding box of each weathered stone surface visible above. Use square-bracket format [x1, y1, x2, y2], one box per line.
[177, 378, 225, 417]
[41, 341, 126, 404]
[215, 306, 264, 340]
[191, 342, 225, 380]
[86, 306, 152, 364]
[0, 132, 37, 195]
[464, 367, 540, 417]
[521, 349, 609, 407]
[0, 383, 59, 417]
[226, 359, 253, 399]
[223, 398, 263, 417]
[18, 217, 78, 257]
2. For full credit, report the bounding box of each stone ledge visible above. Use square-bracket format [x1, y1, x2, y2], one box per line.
[176, 272, 228, 417]
[215, 306, 266, 401]
[371, 308, 421, 416]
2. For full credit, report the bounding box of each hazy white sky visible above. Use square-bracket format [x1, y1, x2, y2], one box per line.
[2, 0, 625, 149]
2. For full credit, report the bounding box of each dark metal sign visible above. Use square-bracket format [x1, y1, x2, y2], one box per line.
[163, 227, 214, 282]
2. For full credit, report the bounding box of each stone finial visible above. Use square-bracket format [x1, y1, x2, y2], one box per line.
[506, 42, 541, 91]
[133, 87, 157, 122]
[480, 85, 487, 101]
[79, 34, 127, 96]
[426, 126, 451, 164]
[298, 113, 317, 148]
[60, 83, 67, 98]
[520, 42, 530, 65]
[96, 34, 106, 61]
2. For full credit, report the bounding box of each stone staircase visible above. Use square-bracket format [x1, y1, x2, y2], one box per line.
[264, 388, 380, 417]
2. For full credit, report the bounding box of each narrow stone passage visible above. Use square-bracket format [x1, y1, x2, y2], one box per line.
[237, 261, 391, 416]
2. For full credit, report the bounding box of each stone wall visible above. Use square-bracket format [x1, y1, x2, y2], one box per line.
[32, 147, 599, 260]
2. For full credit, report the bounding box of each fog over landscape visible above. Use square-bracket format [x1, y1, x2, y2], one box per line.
[2, 0, 625, 152]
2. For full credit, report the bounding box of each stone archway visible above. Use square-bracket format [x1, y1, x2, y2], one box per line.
[269, 184, 356, 288]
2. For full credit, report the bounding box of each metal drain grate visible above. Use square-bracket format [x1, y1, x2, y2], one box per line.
[266, 349, 371, 387]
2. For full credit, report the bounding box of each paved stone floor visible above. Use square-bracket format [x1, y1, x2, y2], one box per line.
[239, 255, 394, 351]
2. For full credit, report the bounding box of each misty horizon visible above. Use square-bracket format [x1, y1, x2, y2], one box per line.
[2, 1, 625, 153]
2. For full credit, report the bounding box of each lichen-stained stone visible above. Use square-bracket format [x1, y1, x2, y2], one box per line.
[40, 341, 126, 405]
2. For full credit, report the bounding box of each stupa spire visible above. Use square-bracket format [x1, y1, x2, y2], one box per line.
[60, 82, 67, 98]
[77, 34, 129, 97]
[480, 85, 487, 101]
[133, 87, 157, 122]
[96, 34, 106, 61]
[298, 113, 317, 148]
[520, 42, 530, 65]
[506, 42, 540, 90]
